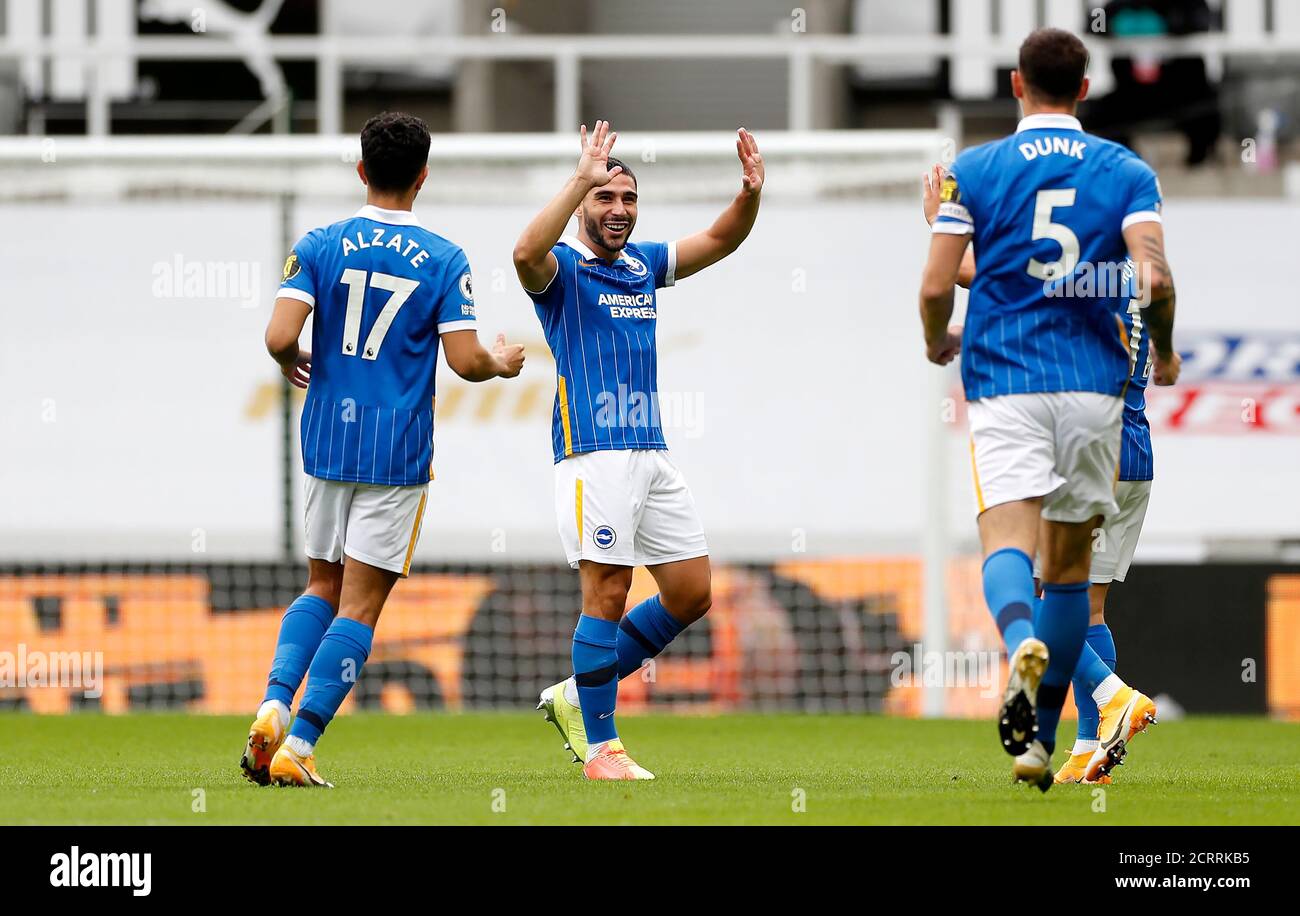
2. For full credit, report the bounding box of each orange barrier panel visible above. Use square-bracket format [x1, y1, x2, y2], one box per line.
[0, 574, 490, 715]
[1266, 575, 1300, 720]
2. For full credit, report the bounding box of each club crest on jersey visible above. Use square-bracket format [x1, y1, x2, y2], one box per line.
[459, 272, 473, 301]
[623, 254, 648, 277]
[282, 252, 301, 282]
[939, 176, 960, 204]
[592, 525, 617, 549]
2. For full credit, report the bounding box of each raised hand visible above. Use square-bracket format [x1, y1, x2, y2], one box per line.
[737, 128, 764, 196]
[922, 163, 945, 226]
[493, 332, 526, 379]
[575, 120, 621, 188]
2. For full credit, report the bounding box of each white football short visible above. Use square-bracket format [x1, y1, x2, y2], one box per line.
[967, 391, 1124, 524]
[303, 475, 428, 576]
[554, 449, 708, 569]
[1034, 479, 1152, 584]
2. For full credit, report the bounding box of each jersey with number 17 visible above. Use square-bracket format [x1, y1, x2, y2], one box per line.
[277, 205, 477, 486]
[933, 113, 1163, 403]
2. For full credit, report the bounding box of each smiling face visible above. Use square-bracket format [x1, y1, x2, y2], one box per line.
[578, 173, 638, 256]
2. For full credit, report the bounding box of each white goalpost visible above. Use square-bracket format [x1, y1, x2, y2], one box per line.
[0, 130, 968, 718]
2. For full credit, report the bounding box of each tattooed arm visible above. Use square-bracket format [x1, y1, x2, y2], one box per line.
[1123, 221, 1180, 386]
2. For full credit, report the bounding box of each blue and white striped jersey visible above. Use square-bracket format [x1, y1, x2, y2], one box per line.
[278, 205, 477, 486]
[933, 113, 1163, 403]
[526, 236, 675, 463]
[1119, 266, 1155, 481]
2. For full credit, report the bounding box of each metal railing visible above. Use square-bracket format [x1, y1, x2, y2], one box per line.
[2, 32, 1299, 135]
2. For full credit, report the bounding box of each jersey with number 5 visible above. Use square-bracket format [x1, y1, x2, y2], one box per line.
[277, 205, 477, 486]
[933, 113, 1162, 402]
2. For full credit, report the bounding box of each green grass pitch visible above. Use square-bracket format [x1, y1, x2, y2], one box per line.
[1, 714, 1296, 825]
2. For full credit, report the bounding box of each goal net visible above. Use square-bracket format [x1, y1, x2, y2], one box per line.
[0, 130, 1002, 719]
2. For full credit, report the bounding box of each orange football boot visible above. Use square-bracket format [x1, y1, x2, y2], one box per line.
[583, 739, 655, 781]
[1055, 750, 1112, 784]
[269, 743, 334, 788]
[240, 706, 287, 786]
[1084, 687, 1157, 782]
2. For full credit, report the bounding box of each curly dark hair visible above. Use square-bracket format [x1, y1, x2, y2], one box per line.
[359, 111, 431, 192]
[1018, 28, 1089, 104]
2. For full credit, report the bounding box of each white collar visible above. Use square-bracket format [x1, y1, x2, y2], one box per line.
[1016, 113, 1083, 133]
[354, 204, 422, 227]
[559, 234, 634, 264]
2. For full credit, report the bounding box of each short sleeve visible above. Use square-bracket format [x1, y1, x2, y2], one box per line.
[525, 245, 573, 307]
[635, 241, 676, 289]
[931, 155, 975, 236]
[436, 248, 477, 335]
[1119, 156, 1162, 230]
[277, 231, 320, 307]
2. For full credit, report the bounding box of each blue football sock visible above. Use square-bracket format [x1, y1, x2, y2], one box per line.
[616, 594, 685, 679]
[1072, 624, 1117, 743]
[263, 594, 335, 708]
[1089, 623, 1117, 671]
[572, 614, 619, 747]
[288, 616, 373, 746]
[982, 548, 1036, 654]
[1035, 581, 1090, 754]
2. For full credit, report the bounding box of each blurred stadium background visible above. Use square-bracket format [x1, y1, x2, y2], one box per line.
[1, 0, 1297, 724]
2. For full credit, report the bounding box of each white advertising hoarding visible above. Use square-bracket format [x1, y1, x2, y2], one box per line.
[1, 199, 1296, 561]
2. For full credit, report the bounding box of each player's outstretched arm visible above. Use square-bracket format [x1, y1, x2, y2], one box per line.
[1123, 220, 1179, 385]
[513, 120, 622, 292]
[922, 164, 976, 287]
[674, 128, 764, 280]
[265, 296, 312, 388]
[918, 232, 969, 366]
[442, 329, 525, 382]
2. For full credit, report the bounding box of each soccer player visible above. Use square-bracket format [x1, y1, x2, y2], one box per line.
[1051, 262, 1180, 784]
[919, 28, 1178, 790]
[512, 121, 763, 780]
[921, 168, 1181, 785]
[241, 112, 525, 787]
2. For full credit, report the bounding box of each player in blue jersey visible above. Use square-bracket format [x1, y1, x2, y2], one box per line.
[923, 174, 1181, 786]
[1050, 264, 1181, 784]
[513, 121, 763, 779]
[240, 112, 525, 787]
[919, 29, 1179, 791]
